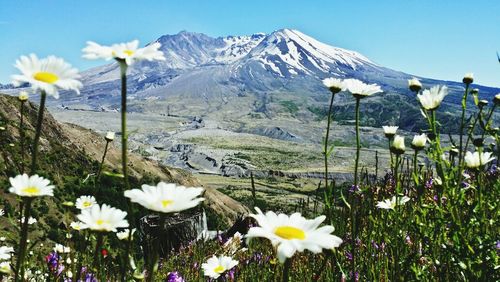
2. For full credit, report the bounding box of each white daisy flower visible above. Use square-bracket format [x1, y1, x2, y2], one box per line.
[53, 243, 71, 254]
[202, 255, 238, 279]
[18, 91, 29, 102]
[124, 182, 204, 214]
[246, 208, 342, 263]
[8, 174, 54, 197]
[11, 54, 82, 98]
[75, 195, 97, 210]
[418, 85, 447, 110]
[77, 203, 128, 232]
[376, 196, 411, 210]
[343, 78, 382, 98]
[116, 228, 136, 241]
[0, 261, 11, 274]
[322, 77, 345, 94]
[70, 221, 84, 231]
[0, 246, 14, 260]
[464, 151, 495, 169]
[19, 217, 37, 225]
[0, 209, 4, 217]
[82, 40, 165, 66]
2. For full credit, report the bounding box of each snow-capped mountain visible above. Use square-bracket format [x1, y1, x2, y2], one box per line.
[17, 28, 497, 125]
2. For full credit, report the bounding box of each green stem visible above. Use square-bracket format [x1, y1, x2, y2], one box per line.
[413, 149, 419, 191]
[354, 97, 361, 186]
[15, 198, 33, 282]
[388, 139, 394, 173]
[19, 101, 26, 174]
[458, 84, 470, 168]
[282, 258, 292, 282]
[92, 233, 104, 273]
[147, 214, 166, 282]
[324, 92, 336, 219]
[30, 91, 47, 174]
[96, 140, 110, 194]
[118, 61, 134, 282]
[394, 154, 400, 194]
[481, 104, 497, 139]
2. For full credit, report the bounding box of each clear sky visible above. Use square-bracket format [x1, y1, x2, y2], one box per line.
[0, 0, 499, 87]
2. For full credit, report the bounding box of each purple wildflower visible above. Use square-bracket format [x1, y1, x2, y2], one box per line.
[166, 271, 185, 282]
[425, 178, 433, 189]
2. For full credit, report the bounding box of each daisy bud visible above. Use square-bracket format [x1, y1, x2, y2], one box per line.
[473, 138, 484, 147]
[470, 88, 479, 95]
[494, 93, 500, 106]
[382, 126, 398, 139]
[0, 127, 5, 131]
[322, 77, 345, 94]
[408, 78, 422, 93]
[462, 73, 473, 84]
[478, 99, 488, 109]
[411, 133, 427, 150]
[391, 135, 406, 155]
[105, 131, 115, 142]
[18, 91, 29, 102]
[450, 147, 459, 156]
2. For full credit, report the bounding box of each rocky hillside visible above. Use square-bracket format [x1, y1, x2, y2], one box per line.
[0, 94, 248, 230]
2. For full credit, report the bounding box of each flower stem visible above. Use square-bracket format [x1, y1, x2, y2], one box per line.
[118, 61, 134, 282]
[388, 139, 394, 173]
[96, 140, 110, 194]
[30, 91, 47, 174]
[354, 97, 361, 186]
[282, 257, 292, 282]
[147, 214, 166, 282]
[19, 101, 26, 174]
[92, 233, 104, 273]
[458, 84, 470, 168]
[14, 197, 33, 282]
[324, 92, 336, 220]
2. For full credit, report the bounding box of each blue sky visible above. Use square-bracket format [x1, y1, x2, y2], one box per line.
[0, 0, 499, 87]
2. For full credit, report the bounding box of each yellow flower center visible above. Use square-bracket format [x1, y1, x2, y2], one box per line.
[214, 265, 225, 274]
[83, 201, 92, 208]
[96, 219, 107, 226]
[274, 226, 306, 240]
[123, 50, 134, 56]
[161, 200, 173, 208]
[33, 72, 59, 84]
[22, 186, 40, 195]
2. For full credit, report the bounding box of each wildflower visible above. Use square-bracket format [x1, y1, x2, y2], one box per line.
[75, 195, 97, 210]
[19, 217, 37, 225]
[202, 255, 238, 279]
[408, 77, 422, 92]
[53, 244, 71, 253]
[464, 151, 495, 168]
[382, 126, 398, 138]
[343, 78, 382, 99]
[411, 133, 427, 150]
[82, 40, 165, 66]
[494, 93, 500, 105]
[0, 209, 4, 216]
[166, 271, 185, 282]
[77, 204, 128, 232]
[246, 207, 342, 262]
[0, 261, 11, 274]
[9, 174, 54, 197]
[322, 77, 345, 94]
[18, 91, 29, 102]
[70, 221, 83, 231]
[376, 196, 411, 210]
[462, 73, 474, 84]
[418, 85, 447, 110]
[0, 246, 14, 260]
[124, 182, 204, 213]
[478, 99, 488, 109]
[11, 54, 82, 98]
[391, 135, 405, 155]
[105, 131, 115, 142]
[0, 237, 5, 242]
[116, 228, 136, 240]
